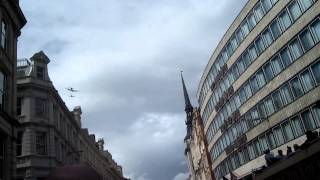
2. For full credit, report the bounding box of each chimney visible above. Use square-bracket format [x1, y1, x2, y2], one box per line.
[72, 106, 82, 127]
[97, 138, 104, 151]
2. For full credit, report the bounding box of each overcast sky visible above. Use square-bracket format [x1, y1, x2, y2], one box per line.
[18, 0, 247, 179]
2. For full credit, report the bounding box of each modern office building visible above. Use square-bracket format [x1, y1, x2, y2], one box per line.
[181, 74, 213, 180]
[16, 51, 124, 180]
[197, 0, 320, 179]
[0, 0, 26, 179]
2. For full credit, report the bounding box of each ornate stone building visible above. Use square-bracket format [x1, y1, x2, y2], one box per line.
[0, 0, 26, 179]
[16, 51, 124, 180]
[181, 74, 214, 180]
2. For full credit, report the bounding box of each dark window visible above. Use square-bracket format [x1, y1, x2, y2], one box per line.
[250, 76, 259, 93]
[280, 47, 293, 68]
[311, 61, 320, 84]
[262, 28, 273, 47]
[279, 10, 292, 31]
[289, 38, 303, 60]
[261, 0, 272, 12]
[0, 71, 5, 110]
[280, 83, 294, 105]
[35, 98, 46, 117]
[16, 131, 23, 156]
[266, 131, 276, 149]
[300, 28, 315, 51]
[270, 19, 282, 39]
[255, 36, 265, 54]
[256, 69, 266, 88]
[272, 90, 283, 110]
[264, 96, 275, 116]
[300, 69, 315, 92]
[263, 62, 274, 82]
[36, 66, 44, 79]
[17, 97, 22, 116]
[288, 0, 302, 21]
[271, 55, 284, 76]
[291, 115, 305, 137]
[36, 132, 47, 155]
[274, 126, 285, 146]
[282, 121, 294, 141]
[247, 12, 257, 30]
[310, 18, 320, 42]
[301, 109, 317, 131]
[298, 0, 313, 11]
[1, 21, 7, 49]
[290, 77, 304, 98]
[257, 102, 267, 119]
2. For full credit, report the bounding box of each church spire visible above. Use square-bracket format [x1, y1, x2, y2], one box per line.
[181, 71, 193, 113]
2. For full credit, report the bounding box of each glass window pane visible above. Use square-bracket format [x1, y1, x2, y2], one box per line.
[237, 59, 245, 74]
[255, 36, 265, 54]
[256, 69, 266, 88]
[253, 140, 262, 156]
[247, 12, 257, 30]
[257, 102, 267, 119]
[267, 131, 276, 149]
[289, 39, 303, 60]
[301, 109, 317, 131]
[282, 121, 295, 141]
[279, 10, 292, 31]
[310, 18, 320, 43]
[300, 69, 315, 92]
[254, 3, 265, 21]
[280, 83, 294, 105]
[288, 1, 302, 21]
[271, 55, 284, 75]
[272, 90, 284, 110]
[298, 0, 313, 11]
[274, 126, 285, 146]
[239, 88, 247, 104]
[259, 136, 269, 152]
[243, 51, 251, 68]
[300, 28, 315, 51]
[290, 77, 304, 98]
[291, 115, 305, 137]
[249, 44, 258, 60]
[244, 82, 252, 98]
[262, 0, 272, 12]
[248, 143, 256, 160]
[250, 76, 259, 93]
[311, 106, 320, 128]
[263, 62, 274, 82]
[270, 19, 282, 39]
[280, 47, 293, 67]
[264, 96, 275, 116]
[262, 28, 274, 47]
[236, 28, 244, 43]
[241, 21, 250, 37]
[311, 61, 320, 84]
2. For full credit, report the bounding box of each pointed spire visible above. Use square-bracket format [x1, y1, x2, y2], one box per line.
[181, 71, 193, 113]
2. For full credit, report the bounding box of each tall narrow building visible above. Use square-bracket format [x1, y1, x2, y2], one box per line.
[197, 0, 320, 179]
[0, 1, 26, 179]
[181, 73, 213, 180]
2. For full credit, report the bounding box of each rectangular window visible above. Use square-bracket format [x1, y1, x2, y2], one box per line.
[288, 1, 302, 21]
[16, 131, 23, 156]
[244, 83, 252, 99]
[248, 44, 258, 60]
[1, 21, 7, 49]
[253, 139, 262, 156]
[36, 132, 47, 155]
[289, 38, 303, 60]
[274, 126, 285, 146]
[250, 76, 259, 93]
[17, 97, 22, 116]
[311, 106, 320, 128]
[282, 121, 295, 141]
[247, 12, 257, 30]
[239, 88, 247, 104]
[261, 0, 272, 12]
[243, 51, 251, 68]
[259, 135, 269, 152]
[263, 62, 274, 82]
[311, 61, 320, 84]
[310, 18, 320, 43]
[300, 69, 315, 92]
[271, 55, 284, 75]
[272, 90, 284, 110]
[291, 115, 305, 137]
[270, 19, 282, 39]
[280, 47, 293, 68]
[236, 28, 244, 43]
[257, 102, 267, 119]
[241, 21, 250, 37]
[237, 59, 245, 74]
[266, 131, 276, 149]
[290, 77, 304, 98]
[230, 36, 238, 51]
[298, 0, 313, 11]
[300, 28, 315, 51]
[255, 36, 265, 54]
[36, 66, 44, 79]
[254, 3, 265, 21]
[0, 71, 5, 109]
[256, 69, 266, 88]
[264, 96, 275, 116]
[248, 143, 256, 160]
[279, 10, 292, 31]
[262, 28, 273, 47]
[35, 98, 46, 117]
[301, 109, 317, 131]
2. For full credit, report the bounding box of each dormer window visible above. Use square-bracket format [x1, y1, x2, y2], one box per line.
[1, 21, 7, 50]
[36, 66, 44, 79]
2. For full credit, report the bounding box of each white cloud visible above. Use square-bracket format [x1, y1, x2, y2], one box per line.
[173, 172, 189, 180]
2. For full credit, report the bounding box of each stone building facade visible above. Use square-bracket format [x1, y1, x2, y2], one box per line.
[181, 74, 214, 180]
[197, 0, 320, 179]
[16, 51, 124, 180]
[0, 0, 26, 179]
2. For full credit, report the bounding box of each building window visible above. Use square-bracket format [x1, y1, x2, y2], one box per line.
[271, 55, 284, 75]
[282, 121, 294, 141]
[280, 83, 294, 105]
[300, 69, 315, 92]
[290, 77, 304, 98]
[36, 132, 47, 155]
[17, 97, 22, 116]
[0, 71, 5, 110]
[298, 0, 313, 11]
[263, 62, 275, 82]
[288, 0, 302, 21]
[264, 96, 275, 116]
[16, 131, 23, 156]
[310, 18, 320, 42]
[289, 38, 303, 60]
[301, 109, 317, 131]
[272, 90, 284, 110]
[270, 19, 282, 39]
[0, 136, 4, 179]
[35, 98, 46, 117]
[266, 131, 276, 149]
[256, 69, 266, 88]
[262, 28, 273, 47]
[300, 28, 315, 51]
[311, 61, 320, 84]
[279, 10, 292, 31]
[1, 21, 7, 50]
[261, 0, 272, 12]
[273, 126, 285, 146]
[291, 115, 305, 137]
[36, 66, 44, 79]
[280, 47, 293, 68]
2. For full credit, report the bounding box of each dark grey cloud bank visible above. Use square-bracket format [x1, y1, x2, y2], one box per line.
[18, 0, 247, 179]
